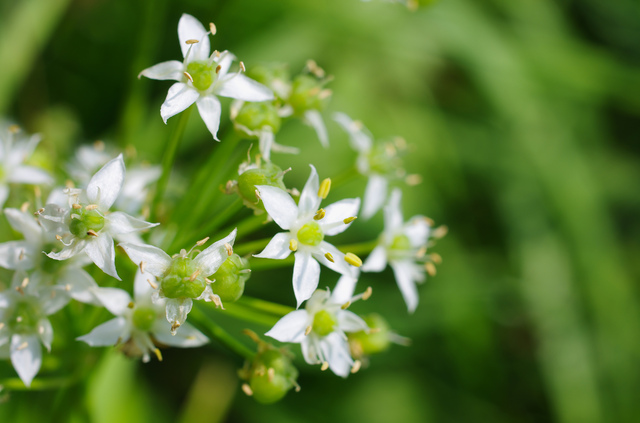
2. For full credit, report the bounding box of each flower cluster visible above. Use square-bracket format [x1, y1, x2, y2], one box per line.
[0, 11, 443, 404]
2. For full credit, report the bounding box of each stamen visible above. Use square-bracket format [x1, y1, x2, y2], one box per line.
[314, 209, 326, 220]
[211, 294, 224, 309]
[18, 249, 25, 261]
[369, 328, 381, 334]
[20, 202, 29, 212]
[425, 262, 437, 277]
[344, 252, 362, 267]
[267, 367, 275, 382]
[430, 253, 442, 265]
[351, 360, 362, 374]
[239, 61, 246, 72]
[320, 362, 329, 371]
[94, 140, 105, 151]
[85, 204, 98, 211]
[405, 174, 422, 186]
[8, 124, 20, 133]
[238, 269, 251, 274]
[21, 277, 29, 288]
[305, 59, 325, 78]
[72, 203, 82, 210]
[318, 89, 332, 100]
[205, 277, 214, 285]
[242, 383, 253, 396]
[304, 325, 312, 336]
[154, 348, 163, 361]
[15, 286, 24, 295]
[242, 329, 261, 344]
[318, 178, 331, 199]
[289, 239, 298, 252]
[209, 22, 217, 35]
[87, 230, 99, 237]
[185, 39, 199, 45]
[0, 322, 4, 330]
[224, 243, 233, 256]
[16, 342, 28, 351]
[171, 321, 181, 333]
[139, 261, 146, 273]
[35, 208, 45, 216]
[433, 225, 448, 239]
[341, 301, 351, 310]
[362, 286, 372, 300]
[183, 71, 194, 83]
[324, 252, 334, 263]
[416, 247, 427, 259]
[127, 302, 135, 309]
[215, 65, 222, 74]
[343, 216, 357, 224]
[65, 284, 71, 291]
[291, 378, 302, 392]
[189, 270, 201, 282]
[147, 278, 159, 290]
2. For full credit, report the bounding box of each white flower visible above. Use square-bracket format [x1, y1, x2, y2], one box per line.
[38, 154, 159, 280]
[77, 269, 208, 362]
[0, 123, 53, 207]
[0, 208, 99, 304]
[0, 272, 68, 387]
[266, 288, 368, 377]
[119, 229, 237, 334]
[139, 14, 274, 140]
[361, 188, 432, 313]
[333, 112, 407, 219]
[254, 165, 361, 307]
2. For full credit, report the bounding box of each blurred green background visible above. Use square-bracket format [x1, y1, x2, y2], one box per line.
[1, 0, 640, 422]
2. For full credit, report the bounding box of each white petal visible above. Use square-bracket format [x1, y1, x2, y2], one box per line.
[362, 174, 388, 220]
[10, 334, 42, 387]
[298, 164, 321, 216]
[4, 208, 42, 245]
[166, 297, 193, 333]
[315, 241, 353, 276]
[214, 51, 235, 79]
[404, 216, 431, 248]
[139, 60, 184, 81]
[84, 233, 120, 280]
[0, 185, 8, 208]
[322, 332, 353, 378]
[321, 198, 361, 236]
[292, 252, 320, 308]
[300, 338, 319, 364]
[57, 268, 100, 304]
[196, 95, 222, 140]
[77, 317, 128, 346]
[134, 268, 157, 301]
[106, 211, 159, 234]
[47, 238, 86, 261]
[193, 228, 237, 276]
[253, 232, 292, 259]
[0, 240, 35, 270]
[304, 110, 328, 148]
[152, 320, 208, 347]
[178, 13, 210, 61]
[40, 286, 71, 315]
[93, 287, 132, 316]
[332, 273, 358, 305]
[255, 185, 298, 230]
[216, 74, 274, 102]
[86, 154, 125, 210]
[8, 165, 53, 185]
[384, 188, 404, 234]
[160, 82, 199, 123]
[265, 310, 309, 343]
[332, 112, 372, 152]
[37, 318, 54, 352]
[361, 245, 388, 272]
[390, 260, 420, 313]
[337, 310, 368, 333]
[119, 242, 172, 277]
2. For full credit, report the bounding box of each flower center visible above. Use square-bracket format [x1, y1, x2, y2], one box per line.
[69, 207, 105, 238]
[160, 257, 206, 299]
[367, 142, 396, 175]
[296, 222, 324, 246]
[312, 310, 336, 337]
[390, 234, 411, 251]
[186, 60, 216, 92]
[132, 306, 157, 332]
[9, 301, 40, 334]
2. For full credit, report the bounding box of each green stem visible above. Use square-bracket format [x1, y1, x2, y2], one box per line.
[249, 256, 295, 271]
[234, 237, 272, 256]
[212, 302, 281, 327]
[330, 165, 360, 189]
[0, 377, 75, 391]
[236, 296, 294, 317]
[190, 306, 255, 360]
[215, 213, 269, 244]
[153, 106, 192, 218]
[336, 239, 379, 255]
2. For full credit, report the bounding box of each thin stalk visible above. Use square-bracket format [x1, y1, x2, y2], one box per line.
[190, 306, 255, 360]
[249, 256, 294, 271]
[212, 302, 281, 327]
[236, 296, 294, 317]
[336, 239, 379, 255]
[234, 237, 272, 256]
[215, 213, 269, 243]
[330, 165, 360, 189]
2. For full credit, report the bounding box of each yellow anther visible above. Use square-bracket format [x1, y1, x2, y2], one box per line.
[171, 322, 181, 332]
[185, 39, 199, 44]
[65, 284, 71, 291]
[0, 322, 4, 330]
[362, 286, 372, 300]
[433, 225, 448, 239]
[304, 325, 312, 336]
[313, 209, 325, 220]
[405, 174, 422, 186]
[289, 239, 298, 252]
[215, 65, 222, 74]
[21, 278, 29, 288]
[15, 286, 24, 295]
[127, 302, 135, 309]
[351, 360, 362, 374]
[344, 252, 362, 267]
[324, 252, 334, 263]
[430, 253, 442, 265]
[343, 216, 357, 224]
[20, 202, 29, 212]
[147, 278, 158, 290]
[154, 348, 163, 362]
[72, 203, 82, 210]
[214, 50, 221, 58]
[85, 204, 98, 211]
[87, 230, 99, 237]
[196, 237, 210, 246]
[94, 140, 105, 151]
[224, 243, 233, 256]
[189, 270, 201, 282]
[425, 262, 437, 277]
[139, 261, 146, 273]
[318, 178, 331, 199]
[341, 301, 351, 310]
[267, 367, 275, 382]
[239, 61, 246, 72]
[242, 383, 253, 396]
[183, 71, 194, 83]
[318, 89, 332, 100]
[209, 22, 217, 35]
[55, 235, 63, 241]
[8, 125, 20, 133]
[320, 362, 329, 371]
[16, 342, 28, 351]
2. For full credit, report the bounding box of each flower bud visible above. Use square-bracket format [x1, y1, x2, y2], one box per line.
[233, 102, 281, 136]
[348, 313, 392, 358]
[244, 348, 299, 404]
[160, 257, 206, 299]
[288, 75, 330, 116]
[211, 254, 250, 302]
[246, 64, 291, 100]
[236, 161, 287, 212]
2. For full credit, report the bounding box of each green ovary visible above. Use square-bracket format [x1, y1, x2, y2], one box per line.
[69, 208, 105, 238]
[132, 307, 157, 332]
[160, 257, 206, 299]
[390, 234, 411, 251]
[296, 222, 324, 246]
[186, 61, 216, 91]
[9, 301, 40, 334]
[312, 310, 336, 337]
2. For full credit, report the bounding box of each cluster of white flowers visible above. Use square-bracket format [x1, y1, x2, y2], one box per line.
[0, 11, 443, 401]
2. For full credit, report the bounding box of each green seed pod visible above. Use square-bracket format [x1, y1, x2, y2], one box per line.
[249, 349, 299, 404]
[185, 60, 216, 91]
[69, 207, 105, 238]
[237, 161, 287, 212]
[211, 254, 250, 302]
[160, 257, 206, 299]
[348, 313, 392, 358]
[233, 102, 282, 136]
[288, 74, 330, 116]
[246, 64, 291, 100]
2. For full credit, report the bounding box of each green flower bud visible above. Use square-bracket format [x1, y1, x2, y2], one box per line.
[368, 142, 398, 175]
[69, 207, 105, 238]
[348, 313, 392, 358]
[248, 349, 299, 404]
[233, 102, 281, 136]
[288, 75, 330, 116]
[132, 307, 157, 332]
[246, 64, 291, 99]
[160, 257, 206, 299]
[312, 309, 336, 337]
[211, 254, 250, 302]
[237, 162, 287, 212]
